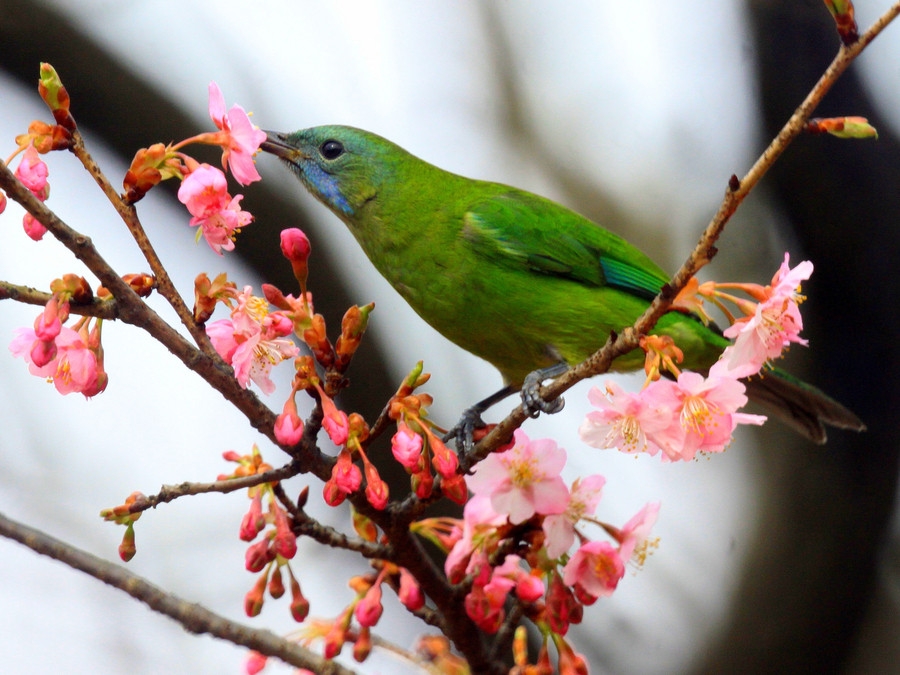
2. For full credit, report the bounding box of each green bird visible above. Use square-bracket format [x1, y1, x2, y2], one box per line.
[262, 125, 864, 444]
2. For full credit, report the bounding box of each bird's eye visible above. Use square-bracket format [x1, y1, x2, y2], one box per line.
[319, 140, 344, 160]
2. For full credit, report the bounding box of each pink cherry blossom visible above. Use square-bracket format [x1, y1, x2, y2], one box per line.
[10, 325, 101, 397]
[444, 495, 506, 583]
[717, 253, 812, 378]
[643, 372, 766, 461]
[542, 474, 606, 559]
[562, 540, 625, 599]
[205, 287, 298, 393]
[617, 501, 660, 565]
[177, 164, 253, 255]
[208, 82, 266, 185]
[579, 381, 672, 456]
[274, 399, 304, 445]
[468, 429, 568, 524]
[331, 448, 362, 495]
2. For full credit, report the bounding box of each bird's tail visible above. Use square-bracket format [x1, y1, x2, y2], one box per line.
[744, 368, 865, 444]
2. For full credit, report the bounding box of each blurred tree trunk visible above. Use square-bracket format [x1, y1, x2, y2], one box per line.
[698, 3, 900, 672]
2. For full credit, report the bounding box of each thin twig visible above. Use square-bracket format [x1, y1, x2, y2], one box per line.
[68, 131, 217, 358]
[0, 280, 118, 319]
[127, 462, 303, 514]
[0, 510, 357, 675]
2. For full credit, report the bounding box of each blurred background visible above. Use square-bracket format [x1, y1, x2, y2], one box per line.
[1, 1, 898, 673]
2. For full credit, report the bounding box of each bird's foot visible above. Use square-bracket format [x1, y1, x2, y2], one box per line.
[443, 404, 488, 455]
[521, 363, 568, 418]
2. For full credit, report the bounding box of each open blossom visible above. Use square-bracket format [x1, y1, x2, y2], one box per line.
[617, 502, 660, 566]
[177, 163, 253, 255]
[542, 474, 606, 559]
[562, 540, 625, 599]
[468, 429, 568, 524]
[643, 372, 766, 461]
[207, 81, 266, 185]
[206, 286, 298, 393]
[717, 253, 812, 378]
[444, 495, 506, 584]
[10, 324, 102, 397]
[580, 381, 671, 456]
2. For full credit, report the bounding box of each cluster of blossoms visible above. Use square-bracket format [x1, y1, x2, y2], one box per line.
[217, 447, 309, 623]
[581, 253, 812, 461]
[123, 81, 266, 253]
[410, 428, 658, 669]
[9, 274, 113, 397]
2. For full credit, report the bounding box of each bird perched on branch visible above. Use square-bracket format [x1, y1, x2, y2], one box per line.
[262, 126, 863, 445]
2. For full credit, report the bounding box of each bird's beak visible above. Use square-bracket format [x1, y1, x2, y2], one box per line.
[260, 131, 303, 160]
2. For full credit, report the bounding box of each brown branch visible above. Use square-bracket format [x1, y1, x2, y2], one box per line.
[127, 461, 303, 514]
[461, 0, 900, 470]
[272, 483, 390, 560]
[0, 510, 357, 675]
[0, 280, 118, 318]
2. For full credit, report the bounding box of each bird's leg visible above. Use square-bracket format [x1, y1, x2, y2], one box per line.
[444, 385, 518, 452]
[521, 361, 569, 418]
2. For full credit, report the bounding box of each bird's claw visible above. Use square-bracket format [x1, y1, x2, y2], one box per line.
[521, 364, 567, 418]
[443, 405, 487, 454]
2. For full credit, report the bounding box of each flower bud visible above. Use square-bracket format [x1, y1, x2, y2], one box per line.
[268, 566, 285, 599]
[354, 584, 383, 628]
[244, 573, 267, 617]
[353, 625, 372, 663]
[290, 575, 310, 622]
[280, 228, 311, 291]
[118, 523, 136, 562]
[244, 538, 273, 573]
[398, 567, 424, 611]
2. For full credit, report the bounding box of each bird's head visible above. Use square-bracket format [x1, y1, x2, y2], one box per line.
[261, 125, 406, 221]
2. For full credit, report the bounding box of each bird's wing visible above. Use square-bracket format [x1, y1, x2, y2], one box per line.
[462, 190, 670, 301]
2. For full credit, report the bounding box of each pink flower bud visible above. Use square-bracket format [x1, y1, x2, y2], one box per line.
[353, 625, 372, 663]
[239, 494, 264, 542]
[391, 424, 423, 469]
[290, 576, 310, 622]
[268, 566, 285, 599]
[244, 538, 273, 573]
[515, 572, 545, 603]
[354, 584, 383, 628]
[440, 474, 468, 505]
[398, 567, 424, 611]
[323, 478, 347, 507]
[280, 228, 311, 264]
[331, 448, 361, 494]
[274, 406, 304, 446]
[244, 574, 267, 617]
[272, 505, 297, 559]
[411, 469, 434, 500]
[365, 477, 389, 511]
[0, 191, 6, 214]
[320, 392, 349, 446]
[244, 651, 268, 675]
[429, 435, 458, 479]
[23, 213, 48, 241]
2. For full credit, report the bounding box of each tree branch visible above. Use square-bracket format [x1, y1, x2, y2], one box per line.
[0, 510, 358, 675]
